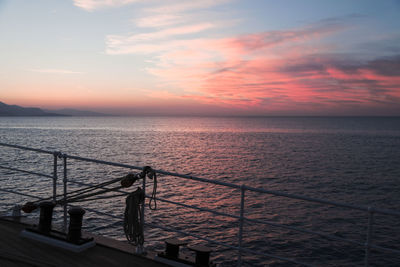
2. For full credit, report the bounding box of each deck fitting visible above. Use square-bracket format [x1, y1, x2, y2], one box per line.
[188, 244, 212, 267]
[67, 207, 85, 244]
[38, 201, 55, 234]
[165, 238, 187, 259]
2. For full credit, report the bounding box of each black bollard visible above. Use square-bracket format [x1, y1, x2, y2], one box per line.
[165, 238, 187, 259]
[67, 207, 85, 244]
[188, 245, 212, 267]
[38, 201, 55, 234]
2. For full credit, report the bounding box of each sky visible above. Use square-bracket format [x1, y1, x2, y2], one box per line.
[0, 0, 400, 116]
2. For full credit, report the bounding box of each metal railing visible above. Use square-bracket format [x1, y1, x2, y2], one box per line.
[0, 142, 399, 266]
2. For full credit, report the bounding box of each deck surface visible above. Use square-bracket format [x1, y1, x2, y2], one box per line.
[0, 217, 167, 267]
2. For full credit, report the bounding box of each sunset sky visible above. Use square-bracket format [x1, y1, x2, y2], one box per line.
[1, 0, 399, 115]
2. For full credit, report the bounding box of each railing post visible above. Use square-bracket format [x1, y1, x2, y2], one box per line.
[142, 171, 146, 221]
[52, 152, 58, 202]
[137, 169, 146, 254]
[365, 207, 374, 267]
[63, 154, 68, 232]
[237, 185, 246, 266]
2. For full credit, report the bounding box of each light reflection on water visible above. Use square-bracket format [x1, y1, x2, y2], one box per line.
[0, 116, 400, 266]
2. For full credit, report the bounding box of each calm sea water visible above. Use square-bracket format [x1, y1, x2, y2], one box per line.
[0, 116, 399, 266]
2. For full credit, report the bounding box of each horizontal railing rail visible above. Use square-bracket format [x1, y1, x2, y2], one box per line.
[145, 222, 315, 267]
[1, 142, 400, 266]
[0, 188, 45, 200]
[2, 142, 399, 216]
[0, 142, 56, 155]
[0, 165, 54, 179]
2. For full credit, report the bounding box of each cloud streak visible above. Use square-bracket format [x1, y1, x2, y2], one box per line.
[135, 14, 186, 28]
[29, 68, 85, 74]
[106, 0, 234, 55]
[143, 0, 232, 14]
[73, 0, 138, 11]
[107, 23, 214, 49]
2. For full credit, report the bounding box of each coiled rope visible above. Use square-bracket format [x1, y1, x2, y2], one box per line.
[123, 166, 157, 245]
[124, 187, 144, 245]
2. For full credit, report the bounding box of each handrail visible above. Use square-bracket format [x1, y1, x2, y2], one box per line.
[0, 188, 45, 200]
[1, 142, 400, 266]
[242, 185, 400, 217]
[2, 142, 399, 217]
[0, 142, 55, 155]
[0, 165, 53, 179]
[145, 222, 316, 267]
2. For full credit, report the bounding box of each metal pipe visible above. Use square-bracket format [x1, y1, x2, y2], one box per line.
[65, 154, 143, 171]
[0, 142, 54, 155]
[0, 165, 53, 179]
[78, 200, 400, 256]
[53, 152, 58, 202]
[237, 185, 245, 267]
[0, 188, 44, 199]
[63, 155, 68, 232]
[154, 167, 400, 217]
[137, 173, 146, 254]
[365, 208, 374, 267]
[150, 195, 239, 219]
[244, 216, 364, 246]
[241, 185, 400, 216]
[147, 195, 369, 247]
[370, 243, 400, 254]
[146, 222, 314, 267]
[2, 142, 399, 217]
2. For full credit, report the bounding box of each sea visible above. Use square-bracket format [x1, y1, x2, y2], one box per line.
[0, 116, 399, 266]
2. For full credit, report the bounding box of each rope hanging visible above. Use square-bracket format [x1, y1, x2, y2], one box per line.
[123, 187, 145, 246]
[144, 166, 157, 210]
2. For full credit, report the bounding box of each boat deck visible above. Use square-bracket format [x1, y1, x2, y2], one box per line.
[0, 217, 168, 267]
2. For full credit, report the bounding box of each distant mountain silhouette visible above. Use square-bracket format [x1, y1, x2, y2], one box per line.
[0, 101, 63, 116]
[44, 108, 109, 116]
[0, 102, 110, 116]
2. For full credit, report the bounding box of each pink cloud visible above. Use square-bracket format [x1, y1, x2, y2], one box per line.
[144, 0, 232, 14]
[105, 13, 400, 114]
[73, 0, 138, 11]
[147, 26, 400, 114]
[136, 14, 186, 28]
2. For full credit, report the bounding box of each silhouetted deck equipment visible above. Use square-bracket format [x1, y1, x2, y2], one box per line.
[0, 216, 167, 267]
